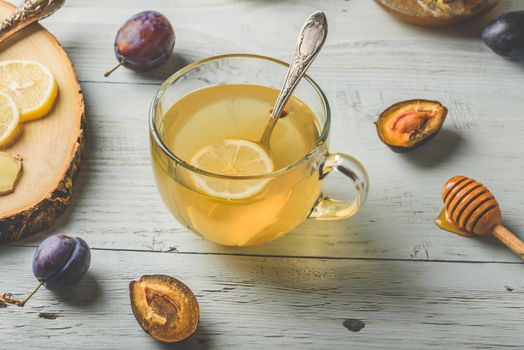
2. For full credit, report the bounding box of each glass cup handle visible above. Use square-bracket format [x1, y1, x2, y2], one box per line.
[308, 153, 369, 220]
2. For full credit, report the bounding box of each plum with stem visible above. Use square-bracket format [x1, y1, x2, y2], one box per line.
[0, 234, 91, 307]
[105, 11, 175, 76]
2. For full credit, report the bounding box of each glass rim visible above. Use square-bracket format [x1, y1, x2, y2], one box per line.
[149, 53, 331, 180]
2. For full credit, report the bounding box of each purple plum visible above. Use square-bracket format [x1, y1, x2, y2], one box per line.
[32, 235, 91, 290]
[105, 10, 175, 76]
[482, 11, 524, 60]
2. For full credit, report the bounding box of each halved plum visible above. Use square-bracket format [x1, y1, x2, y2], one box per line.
[129, 275, 199, 343]
[375, 99, 447, 152]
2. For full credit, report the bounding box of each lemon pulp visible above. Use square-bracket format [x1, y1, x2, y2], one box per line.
[0, 91, 19, 146]
[189, 139, 274, 199]
[0, 60, 57, 121]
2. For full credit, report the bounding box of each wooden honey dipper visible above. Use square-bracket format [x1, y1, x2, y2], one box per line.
[440, 175, 524, 260]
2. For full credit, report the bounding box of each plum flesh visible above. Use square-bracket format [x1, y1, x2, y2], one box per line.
[130, 275, 199, 343]
[375, 99, 447, 152]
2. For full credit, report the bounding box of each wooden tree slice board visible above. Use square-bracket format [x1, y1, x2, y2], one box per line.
[0, 1, 85, 243]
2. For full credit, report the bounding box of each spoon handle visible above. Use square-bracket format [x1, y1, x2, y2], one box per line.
[0, 0, 65, 43]
[271, 11, 328, 119]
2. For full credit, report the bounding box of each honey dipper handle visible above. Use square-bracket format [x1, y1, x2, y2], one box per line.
[492, 224, 524, 260]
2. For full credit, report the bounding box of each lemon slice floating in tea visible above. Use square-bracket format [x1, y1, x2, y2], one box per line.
[189, 139, 274, 199]
[0, 91, 20, 146]
[0, 60, 58, 121]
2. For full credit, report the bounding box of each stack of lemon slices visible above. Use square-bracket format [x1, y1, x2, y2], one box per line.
[0, 60, 57, 146]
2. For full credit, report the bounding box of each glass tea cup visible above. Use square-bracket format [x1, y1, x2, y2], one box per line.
[150, 54, 369, 246]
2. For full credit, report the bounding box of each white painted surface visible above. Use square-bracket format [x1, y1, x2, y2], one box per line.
[2, 246, 523, 349]
[1, 0, 524, 348]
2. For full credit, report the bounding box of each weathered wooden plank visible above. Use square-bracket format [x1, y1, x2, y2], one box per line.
[1, 246, 522, 349]
[28, 0, 524, 91]
[2, 1, 523, 349]
[10, 73, 524, 263]
[3, 1, 522, 261]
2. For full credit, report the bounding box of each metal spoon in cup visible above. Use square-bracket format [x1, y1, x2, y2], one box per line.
[258, 11, 328, 153]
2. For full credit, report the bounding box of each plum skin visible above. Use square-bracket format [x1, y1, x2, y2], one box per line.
[482, 11, 524, 60]
[115, 11, 175, 71]
[32, 235, 91, 290]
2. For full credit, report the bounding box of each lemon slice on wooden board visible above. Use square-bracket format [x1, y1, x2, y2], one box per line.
[0, 60, 58, 121]
[0, 91, 19, 146]
[0, 152, 22, 195]
[189, 139, 274, 199]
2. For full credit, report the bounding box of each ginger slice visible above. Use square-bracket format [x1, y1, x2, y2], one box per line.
[0, 152, 22, 195]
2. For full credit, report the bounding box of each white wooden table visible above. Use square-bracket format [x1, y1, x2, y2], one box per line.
[2, 1, 524, 348]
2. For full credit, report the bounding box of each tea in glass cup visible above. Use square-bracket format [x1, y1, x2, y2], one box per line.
[150, 54, 369, 246]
